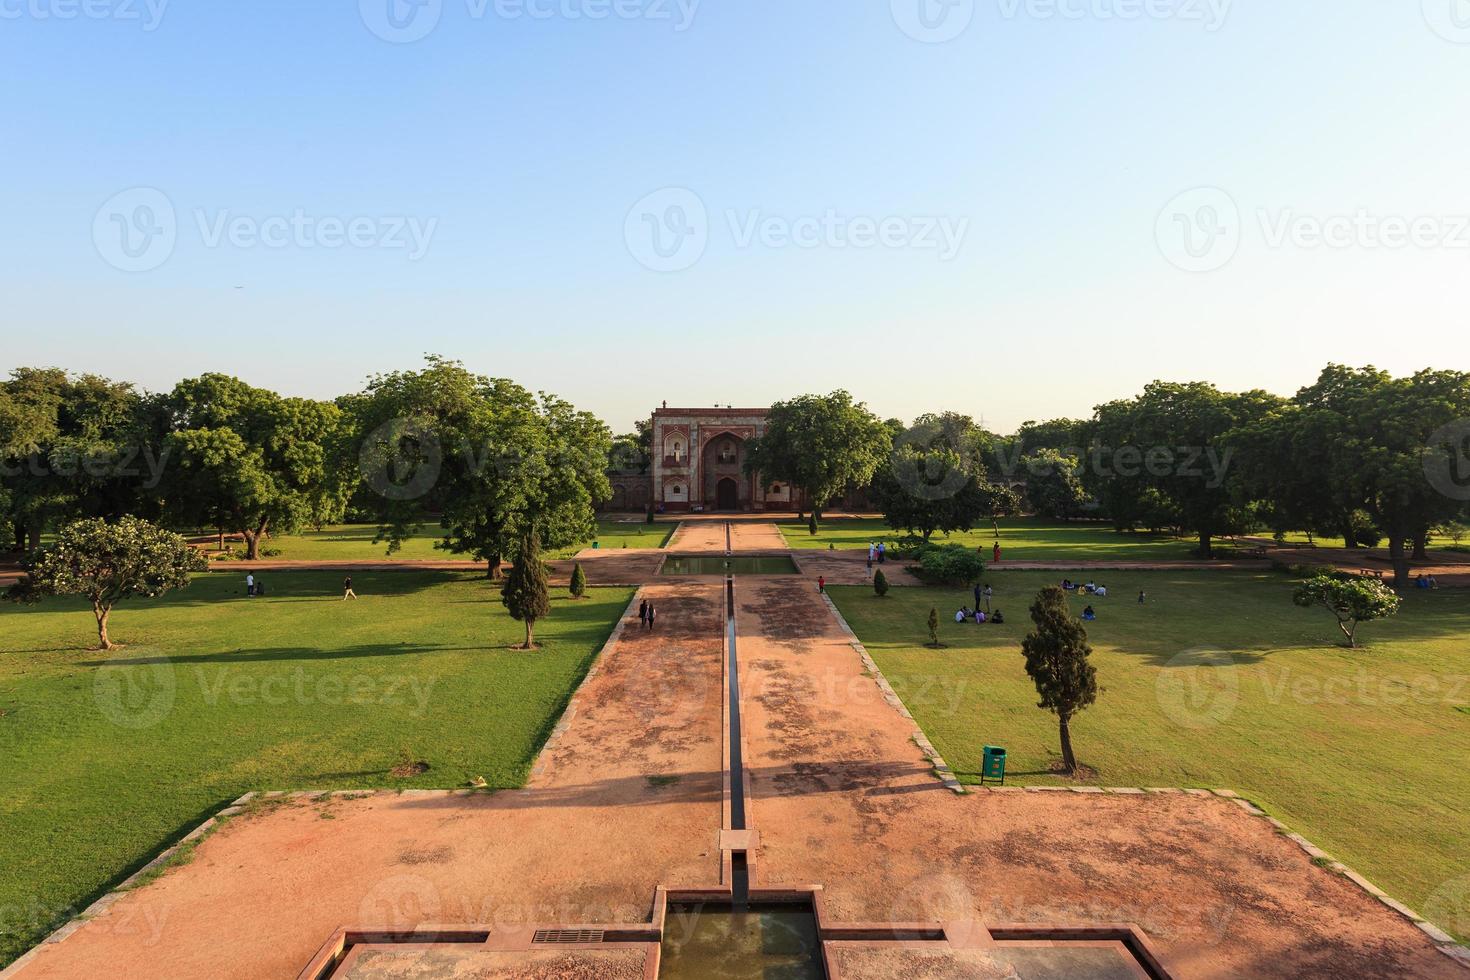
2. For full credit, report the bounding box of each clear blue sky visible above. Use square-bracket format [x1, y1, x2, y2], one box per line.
[3, 0, 1468, 433]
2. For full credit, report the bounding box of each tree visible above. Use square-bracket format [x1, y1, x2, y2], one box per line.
[501, 531, 551, 649]
[1020, 586, 1098, 774]
[569, 561, 587, 599]
[349, 358, 610, 578]
[0, 369, 156, 552]
[1021, 449, 1088, 521]
[9, 517, 204, 649]
[873, 568, 889, 596]
[1292, 574, 1401, 648]
[926, 606, 940, 648]
[162, 374, 347, 559]
[1279, 366, 1470, 586]
[744, 391, 891, 526]
[872, 419, 1018, 540]
[1090, 382, 1280, 557]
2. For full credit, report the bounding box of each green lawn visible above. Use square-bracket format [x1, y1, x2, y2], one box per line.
[215, 519, 674, 562]
[0, 573, 633, 967]
[781, 517, 1202, 560]
[830, 572, 1470, 939]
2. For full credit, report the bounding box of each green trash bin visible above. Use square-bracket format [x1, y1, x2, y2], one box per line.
[982, 745, 1007, 785]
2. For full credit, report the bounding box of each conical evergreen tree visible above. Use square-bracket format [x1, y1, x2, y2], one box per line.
[569, 561, 587, 600]
[501, 531, 551, 649]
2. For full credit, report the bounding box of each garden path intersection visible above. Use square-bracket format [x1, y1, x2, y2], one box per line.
[5, 521, 1467, 979]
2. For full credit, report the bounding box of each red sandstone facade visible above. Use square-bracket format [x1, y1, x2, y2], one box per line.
[605, 407, 807, 513]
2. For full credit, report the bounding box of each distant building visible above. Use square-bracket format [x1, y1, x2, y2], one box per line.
[604, 406, 804, 513]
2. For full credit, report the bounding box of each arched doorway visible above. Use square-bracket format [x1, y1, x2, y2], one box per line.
[716, 478, 740, 511]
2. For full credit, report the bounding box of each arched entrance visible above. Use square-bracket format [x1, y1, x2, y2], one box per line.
[716, 478, 740, 511]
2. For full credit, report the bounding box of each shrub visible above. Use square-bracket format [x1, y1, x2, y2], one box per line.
[926, 606, 940, 647]
[873, 569, 889, 597]
[569, 562, 587, 599]
[907, 543, 985, 586]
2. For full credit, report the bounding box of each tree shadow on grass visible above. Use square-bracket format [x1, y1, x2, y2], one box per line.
[77, 642, 480, 667]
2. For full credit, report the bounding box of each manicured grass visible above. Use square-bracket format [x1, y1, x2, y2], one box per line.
[829, 572, 1470, 939]
[215, 519, 674, 563]
[780, 517, 1201, 560]
[0, 573, 633, 967]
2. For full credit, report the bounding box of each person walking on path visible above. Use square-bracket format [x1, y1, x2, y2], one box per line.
[245, 573, 255, 598]
[647, 603, 657, 632]
[878, 542, 886, 564]
[639, 598, 649, 630]
[343, 576, 358, 601]
[818, 575, 826, 593]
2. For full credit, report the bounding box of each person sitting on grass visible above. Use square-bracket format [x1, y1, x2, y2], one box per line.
[974, 609, 987, 624]
[1093, 584, 1107, 598]
[1082, 605, 1097, 622]
[955, 607, 972, 623]
[1083, 580, 1097, 594]
[991, 609, 1005, 624]
[1061, 578, 1075, 591]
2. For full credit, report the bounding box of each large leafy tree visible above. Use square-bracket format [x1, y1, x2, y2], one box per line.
[1273, 365, 1470, 586]
[350, 357, 610, 576]
[1090, 382, 1281, 557]
[0, 369, 156, 552]
[744, 391, 891, 524]
[1022, 449, 1088, 521]
[873, 442, 1017, 540]
[1020, 585, 1098, 774]
[9, 516, 205, 649]
[161, 375, 348, 559]
[1293, 573, 1401, 648]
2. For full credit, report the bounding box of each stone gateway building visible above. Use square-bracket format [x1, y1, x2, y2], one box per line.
[605, 406, 808, 514]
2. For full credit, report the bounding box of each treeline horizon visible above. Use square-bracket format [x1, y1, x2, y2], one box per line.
[3, 358, 1468, 588]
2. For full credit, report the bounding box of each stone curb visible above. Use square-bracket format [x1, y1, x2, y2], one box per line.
[819, 592, 964, 794]
[0, 790, 259, 979]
